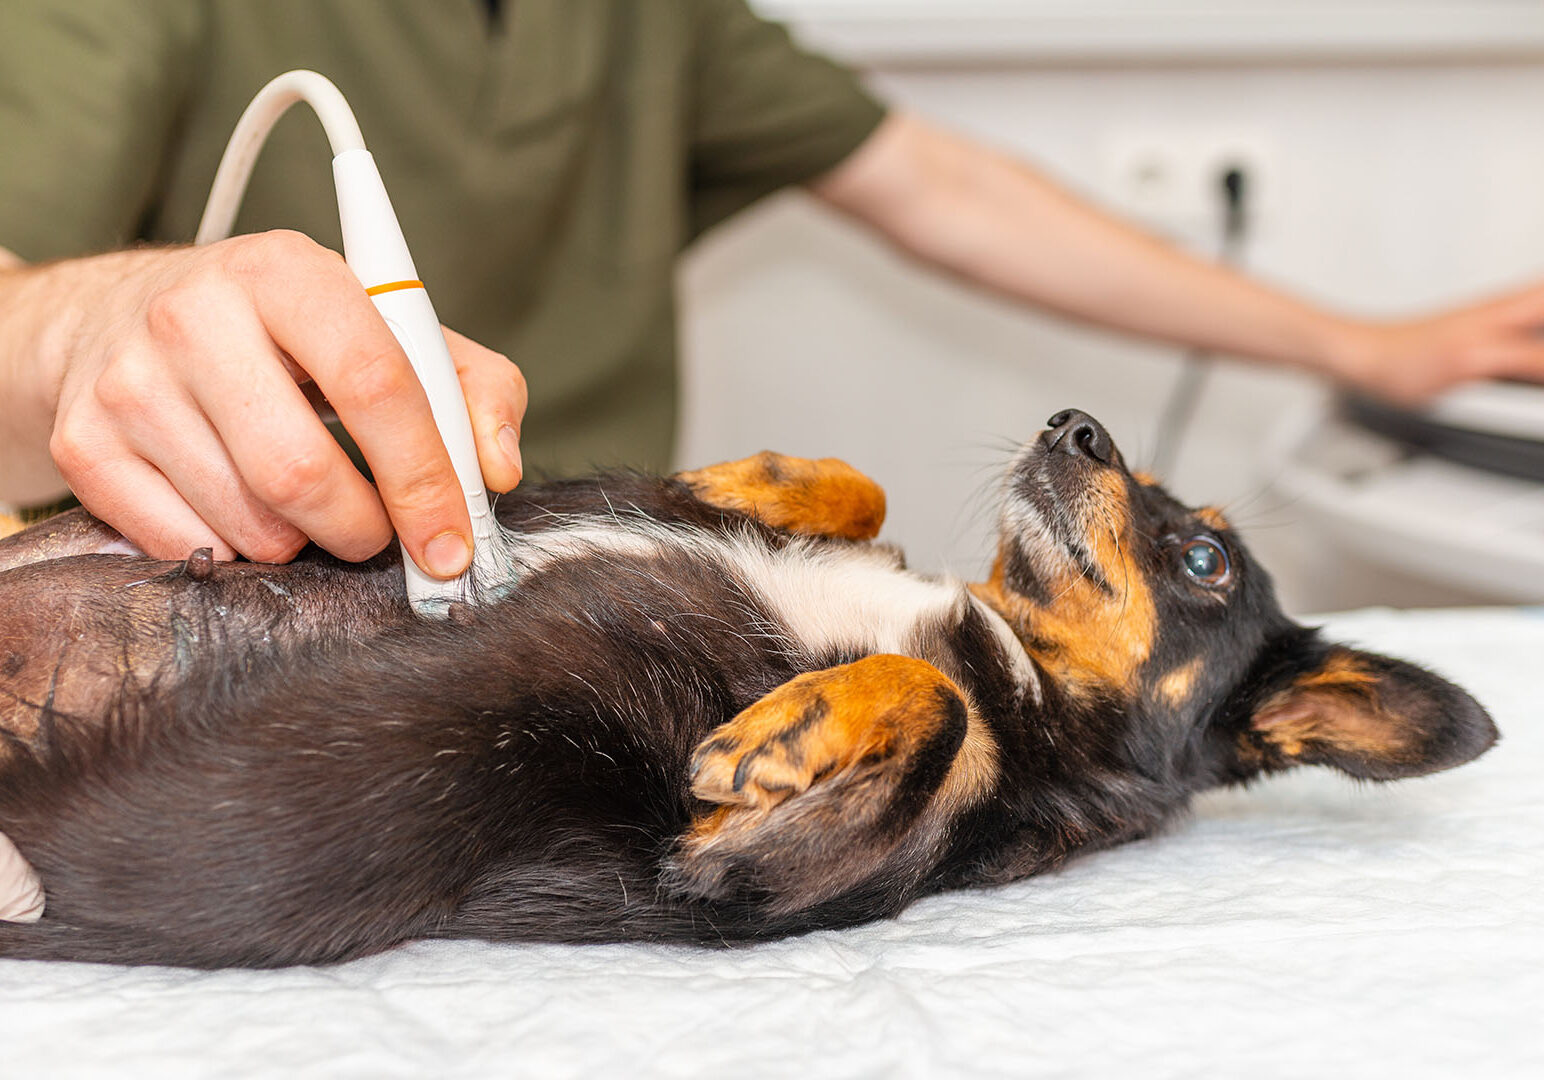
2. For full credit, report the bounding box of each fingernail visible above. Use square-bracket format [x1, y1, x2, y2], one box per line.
[497, 424, 522, 470]
[424, 531, 471, 578]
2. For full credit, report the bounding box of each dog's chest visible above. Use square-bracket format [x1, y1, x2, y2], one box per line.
[508, 517, 975, 665]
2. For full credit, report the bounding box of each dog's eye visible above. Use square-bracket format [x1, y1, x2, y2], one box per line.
[1179, 537, 1229, 586]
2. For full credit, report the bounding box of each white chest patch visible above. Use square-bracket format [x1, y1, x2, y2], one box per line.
[508, 516, 1038, 697]
[719, 535, 960, 660]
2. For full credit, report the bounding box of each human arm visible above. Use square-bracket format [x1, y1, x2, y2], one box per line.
[0, 235, 526, 572]
[810, 112, 1544, 404]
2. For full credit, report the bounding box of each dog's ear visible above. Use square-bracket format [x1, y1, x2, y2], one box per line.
[1248, 646, 1496, 780]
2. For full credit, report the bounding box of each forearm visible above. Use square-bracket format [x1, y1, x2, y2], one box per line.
[0, 247, 75, 505]
[812, 113, 1359, 378]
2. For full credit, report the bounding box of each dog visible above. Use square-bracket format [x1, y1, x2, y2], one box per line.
[0, 409, 1497, 968]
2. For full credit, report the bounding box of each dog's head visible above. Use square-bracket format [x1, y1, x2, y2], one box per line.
[973, 409, 1496, 789]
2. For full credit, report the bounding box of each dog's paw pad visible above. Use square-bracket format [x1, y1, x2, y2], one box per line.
[689, 705, 830, 812]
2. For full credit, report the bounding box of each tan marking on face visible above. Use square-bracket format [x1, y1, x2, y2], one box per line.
[677, 451, 886, 541]
[1196, 507, 1230, 532]
[1157, 657, 1203, 707]
[972, 471, 1157, 696]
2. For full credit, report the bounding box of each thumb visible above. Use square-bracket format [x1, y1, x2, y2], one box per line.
[442, 326, 526, 493]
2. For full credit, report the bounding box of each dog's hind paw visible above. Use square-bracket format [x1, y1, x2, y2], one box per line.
[689, 655, 947, 813]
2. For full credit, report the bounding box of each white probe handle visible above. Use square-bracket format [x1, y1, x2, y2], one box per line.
[333, 149, 500, 614]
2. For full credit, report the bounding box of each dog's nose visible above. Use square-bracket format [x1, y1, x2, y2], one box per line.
[1042, 409, 1114, 464]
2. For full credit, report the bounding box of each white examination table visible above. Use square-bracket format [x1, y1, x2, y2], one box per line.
[2, 607, 1540, 1079]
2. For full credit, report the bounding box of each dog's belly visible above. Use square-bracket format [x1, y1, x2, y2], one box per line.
[0, 505, 1031, 752]
[494, 516, 1040, 724]
[505, 516, 991, 671]
[0, 513, 409, 746]
[0, 484, 1043, 965]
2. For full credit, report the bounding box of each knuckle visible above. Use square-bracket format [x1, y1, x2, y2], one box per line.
[339, 349, 412, 411]
[457, 339, 517, 379]
[224, 229, 319, 278]
[505, 361, 528, 400]
[335, 519, 393, 562]
[92, 351, 159, 414]
[476, 359, 526, 420]
[391, 464, 456, 510]
[143, 284, 208, 346]
[382, 464, 460, 526]
[472, 346, 512, 372]
[242, 528, 308, 565]
[48, 420, 98, 481]
[253, 228, 315, 259]
[251, 451, 331, 510]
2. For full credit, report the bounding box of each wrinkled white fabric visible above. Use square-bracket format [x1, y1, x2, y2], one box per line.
[1, 607, 1540, 1079]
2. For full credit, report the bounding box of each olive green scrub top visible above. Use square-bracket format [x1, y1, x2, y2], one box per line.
[0, 0, 886, 478]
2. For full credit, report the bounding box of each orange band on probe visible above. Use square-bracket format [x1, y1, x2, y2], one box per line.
[364, 279, 424, 297]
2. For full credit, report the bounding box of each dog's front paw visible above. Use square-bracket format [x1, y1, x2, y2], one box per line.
[677, 452, 886, 541]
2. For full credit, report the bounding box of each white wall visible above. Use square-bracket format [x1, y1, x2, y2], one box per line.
[677, 5, 1544, 614]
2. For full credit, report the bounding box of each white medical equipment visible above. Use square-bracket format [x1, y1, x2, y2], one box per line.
[196, 70, 514, 616]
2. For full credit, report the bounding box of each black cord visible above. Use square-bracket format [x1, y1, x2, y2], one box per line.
[1147, 163, 1251, 479]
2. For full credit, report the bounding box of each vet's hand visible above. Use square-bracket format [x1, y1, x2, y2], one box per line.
[0, 829, 42, 923]
[2, 233, 526, 574]
[1329, 284, 1544, 404]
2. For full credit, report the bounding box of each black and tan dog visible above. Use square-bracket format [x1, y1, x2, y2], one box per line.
[0, 410, 1496, 968]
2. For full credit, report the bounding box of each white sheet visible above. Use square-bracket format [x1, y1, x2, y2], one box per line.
[2, 607, 1541, 1079]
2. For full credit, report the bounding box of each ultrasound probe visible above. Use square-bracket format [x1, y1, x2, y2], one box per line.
[195, 70, 515, 616]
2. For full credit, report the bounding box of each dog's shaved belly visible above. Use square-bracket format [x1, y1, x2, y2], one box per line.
[0, 538, 409, 748]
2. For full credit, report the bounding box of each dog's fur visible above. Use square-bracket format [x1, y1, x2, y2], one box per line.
[0, 411, 1496, 968]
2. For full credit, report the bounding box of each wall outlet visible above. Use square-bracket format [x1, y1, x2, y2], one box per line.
[1099, 130, 1276, 246]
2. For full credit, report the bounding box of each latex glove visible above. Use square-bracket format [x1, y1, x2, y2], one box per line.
[0, 829, 42, 923]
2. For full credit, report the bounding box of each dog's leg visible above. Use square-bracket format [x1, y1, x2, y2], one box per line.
[0, 507, 141, 572]
[669, 655, 997, 916]
[676, 452, 886, 540]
